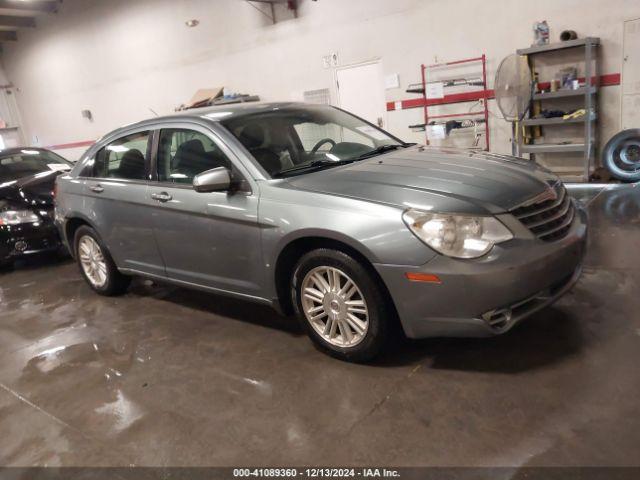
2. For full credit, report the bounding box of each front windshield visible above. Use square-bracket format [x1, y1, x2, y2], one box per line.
[0, 149, 71, 184]
[222, 105, 404, 177]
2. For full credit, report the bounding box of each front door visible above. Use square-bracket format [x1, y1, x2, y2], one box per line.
[83, 129, 165, 276]
[148, 126, 263, 298]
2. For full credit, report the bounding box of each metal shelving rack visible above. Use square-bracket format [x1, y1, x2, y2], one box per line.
[410, 55, 490, 151]
[516, 37, 600, 182]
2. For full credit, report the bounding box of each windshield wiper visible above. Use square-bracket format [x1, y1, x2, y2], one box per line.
[272, 158, 357, 178]
[272, 144, 413, 178]
[351, 143, 405, 161]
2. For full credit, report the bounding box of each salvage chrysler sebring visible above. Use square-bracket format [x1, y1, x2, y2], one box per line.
[55, 103, 587, 361]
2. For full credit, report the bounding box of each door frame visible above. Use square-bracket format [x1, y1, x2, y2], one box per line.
[621, 17, 640, 128]
[333, 58, 386, 127]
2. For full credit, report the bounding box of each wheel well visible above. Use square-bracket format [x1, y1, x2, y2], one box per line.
[274, 237, 397, 317]
[64, 218, 90, 256]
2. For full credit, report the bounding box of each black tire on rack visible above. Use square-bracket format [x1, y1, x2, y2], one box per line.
[602, 129, 640, 183]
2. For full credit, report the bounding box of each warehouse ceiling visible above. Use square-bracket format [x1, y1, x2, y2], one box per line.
[0, 0, 58, 43]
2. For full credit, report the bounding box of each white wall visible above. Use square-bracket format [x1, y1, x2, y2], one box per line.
[0, 64, 24, 148]
[0, 64, 9, 85]
[1, 0, 639, 161]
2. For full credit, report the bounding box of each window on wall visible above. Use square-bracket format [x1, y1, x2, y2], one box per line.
[156, 129, 232, 184]
[94, 131, 150, 180]
[303, 88, 331, 105]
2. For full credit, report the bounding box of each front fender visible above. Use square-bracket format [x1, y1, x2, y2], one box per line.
[273, 227, 381, 264]
[258, 186, 437, 301]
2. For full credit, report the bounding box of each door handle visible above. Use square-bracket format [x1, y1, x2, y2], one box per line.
[90, 184, 104, 193]
[151, 192, 173, 202]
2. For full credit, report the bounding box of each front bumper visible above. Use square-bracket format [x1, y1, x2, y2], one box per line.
[0, 221, 62, 262]
[375, 205, 588, 338]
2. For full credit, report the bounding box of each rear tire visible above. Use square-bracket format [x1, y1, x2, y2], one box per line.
[74, 225, 130, 296]
[291, 248, 390, 362]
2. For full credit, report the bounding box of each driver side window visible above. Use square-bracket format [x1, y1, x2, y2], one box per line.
[157, 129, 231, 184]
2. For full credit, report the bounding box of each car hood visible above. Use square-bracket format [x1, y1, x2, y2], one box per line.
[283, 146, 559, 214]
[0, 170, 59, 209]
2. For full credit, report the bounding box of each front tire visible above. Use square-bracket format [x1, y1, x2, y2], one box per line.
[292, 248, 390, 362]
[74, 226, 130, 296]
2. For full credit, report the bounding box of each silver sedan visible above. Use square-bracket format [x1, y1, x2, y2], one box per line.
[55, 103, 587, 361]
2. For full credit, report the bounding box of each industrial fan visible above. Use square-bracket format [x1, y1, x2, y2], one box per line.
[494, 54, 533, 155]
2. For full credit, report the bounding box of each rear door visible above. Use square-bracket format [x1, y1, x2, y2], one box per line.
[148, 124, 263, 298]
[83, 129, 165, 276]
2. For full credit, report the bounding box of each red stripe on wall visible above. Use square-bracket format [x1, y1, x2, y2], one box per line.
[40, 72, 623, 148]
[387, 90, 495, 111]
[599, 72, 622, 86]
[387, 72, 621, 111]
[537, 72, 621, 90]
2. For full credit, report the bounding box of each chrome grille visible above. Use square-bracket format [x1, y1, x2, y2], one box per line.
[511, 183, 574, 242]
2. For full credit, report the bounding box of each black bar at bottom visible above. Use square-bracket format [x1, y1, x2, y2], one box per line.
[0, 467, 639, 480]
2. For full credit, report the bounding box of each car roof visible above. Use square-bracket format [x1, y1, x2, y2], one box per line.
[173, 101, 314, 119]
[108, 102, 328, 138]
[98, 101, 330, 145]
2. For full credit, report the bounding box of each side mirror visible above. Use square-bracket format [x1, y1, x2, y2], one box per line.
[193, 167, 231, 193]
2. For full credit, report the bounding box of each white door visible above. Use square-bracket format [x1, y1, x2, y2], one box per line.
[336, 61, 387, 128]
[622, 18, 640, 129]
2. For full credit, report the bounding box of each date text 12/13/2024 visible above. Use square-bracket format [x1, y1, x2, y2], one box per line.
[232, 468, 401, 478]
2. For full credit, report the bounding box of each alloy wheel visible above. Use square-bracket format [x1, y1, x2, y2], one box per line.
[300, 266, 369, 347]
[78, 235, 108, 288]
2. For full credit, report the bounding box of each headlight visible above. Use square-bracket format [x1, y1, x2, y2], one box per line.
[403, 209, 513, 259]
[0, 210, 40, 226]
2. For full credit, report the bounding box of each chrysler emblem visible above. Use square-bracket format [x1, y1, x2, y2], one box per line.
[521, 183, 559, 208]
[536, 187, 558, 203]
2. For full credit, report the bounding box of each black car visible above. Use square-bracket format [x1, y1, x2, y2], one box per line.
[0, 147, 72, 267]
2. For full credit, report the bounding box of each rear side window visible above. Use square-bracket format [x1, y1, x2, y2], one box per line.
[94, 131, 150, 180]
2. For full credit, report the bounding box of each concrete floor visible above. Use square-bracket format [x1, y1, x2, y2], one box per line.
[0, 184, 639, 467]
